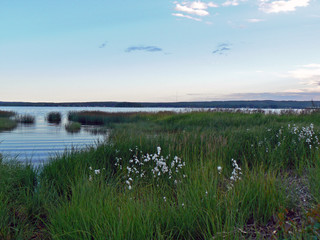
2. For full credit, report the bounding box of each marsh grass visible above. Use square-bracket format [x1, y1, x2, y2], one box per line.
[65, 122, 81, 133]
[68, 110, 174, 126]
[0, 118, 17, 132]
[0, 111, 17, 132]
[0, 110, 16, 118]
[15, 114, 35, 124]
[1, 110, 320, 239]
[47, 112, 61, 124]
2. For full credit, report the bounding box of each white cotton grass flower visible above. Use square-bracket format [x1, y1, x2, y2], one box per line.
[115, 146, 186, 191]
[228, 159, 242, 190]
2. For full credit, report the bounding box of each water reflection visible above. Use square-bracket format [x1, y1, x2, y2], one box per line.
[0, 106, 184, 165]
[0, 107, 105, 165]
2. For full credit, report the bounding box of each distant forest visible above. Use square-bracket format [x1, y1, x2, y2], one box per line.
[0, 100, 319, 109]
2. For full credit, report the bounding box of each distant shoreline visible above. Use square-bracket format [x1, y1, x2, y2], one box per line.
[0, 100, 319, 109]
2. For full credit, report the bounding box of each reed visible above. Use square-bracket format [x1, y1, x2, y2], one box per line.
[15, 114, 35, 124]
[0, 110, 16, 118]
[46, 112, 61, 124]
[67, 110, 174, 125]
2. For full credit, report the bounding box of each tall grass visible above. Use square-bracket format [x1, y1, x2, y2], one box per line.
[0, 160, 45, 239]
[1, 110, 320, 239]
[68, 111, 174, 125]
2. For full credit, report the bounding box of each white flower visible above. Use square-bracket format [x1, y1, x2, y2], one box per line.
[89, 175, 92, 181]
[163, 196, 166, 202]
[94, 169, 100, 175]
[217, 166, 222, 174]
[157, 146, 161, 155]
[89, 166, 92, 170]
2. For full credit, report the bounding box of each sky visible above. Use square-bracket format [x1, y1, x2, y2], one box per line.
[1, 0, 320, 102]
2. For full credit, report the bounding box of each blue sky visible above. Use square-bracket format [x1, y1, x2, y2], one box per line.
[1, 0, 319, 102]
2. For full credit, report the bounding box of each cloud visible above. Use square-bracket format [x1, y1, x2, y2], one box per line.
[222, 91, 320, 100]
[289, 64, 320, 86]
[259, 0, 310, 13]
[222, 0, 241, 6]
[125, 45, 163, 53]
[186, 91, 320, 101]
[212, 43, 232, 55]
[172, 13, 202, 21]
[175, 3, 209, 16]
[247, 18, 265, 23]
[173, 1, 218, 21]
[99, 41, 108, 48]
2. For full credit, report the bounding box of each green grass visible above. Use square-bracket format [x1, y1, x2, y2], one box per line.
[65, 122, 81, 133]
[1, 110, 320, 239]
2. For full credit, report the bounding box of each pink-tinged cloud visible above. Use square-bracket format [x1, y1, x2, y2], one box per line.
[289, 64, 320, 86]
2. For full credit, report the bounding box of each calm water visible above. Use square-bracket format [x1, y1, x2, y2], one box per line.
[0, 106, 185, 166]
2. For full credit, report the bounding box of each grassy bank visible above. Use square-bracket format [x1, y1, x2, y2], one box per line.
[1, 110, 320, 239]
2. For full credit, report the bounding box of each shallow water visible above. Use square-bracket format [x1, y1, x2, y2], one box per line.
[0, 106, 184, 166]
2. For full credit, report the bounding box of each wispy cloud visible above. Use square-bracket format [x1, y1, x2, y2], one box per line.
[247, 18, 265, 23]
[289, 64, 320, 86]
[186, 91, 320, 101]
[212, 43, 232, 55]
[99, 41, 108, 48]
[172, 13, 201, 21]
[223, 91, 320, 100]
[125, 45, 163, 53]
[259, 0, 310, 13]
[172, 1, 218, 21]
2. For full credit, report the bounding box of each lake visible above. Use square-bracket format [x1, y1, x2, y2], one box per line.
[0, 106, 185, 166]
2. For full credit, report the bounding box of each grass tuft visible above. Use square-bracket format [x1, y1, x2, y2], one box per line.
[47, 112, 62, 124]
[65, 122, 81, 133]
